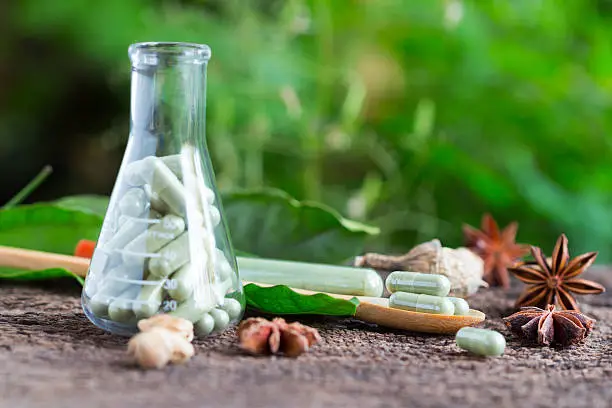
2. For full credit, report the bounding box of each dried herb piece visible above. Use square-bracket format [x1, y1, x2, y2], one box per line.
[354, 239, 486, 297]
[237, 317, 321, 357]
[462, 214, 529, 288]
[503, 304, 595, 347]
[509, 234, 605, 311]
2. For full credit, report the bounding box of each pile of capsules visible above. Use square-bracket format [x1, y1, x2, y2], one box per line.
[85, 152, 242, 336]
[385, 271, 470, 315]
[384, 271, 505, 356]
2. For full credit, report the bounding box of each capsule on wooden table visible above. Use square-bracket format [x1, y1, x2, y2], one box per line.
[455, 327, 506, 356]
[448, 297, 470, 315]
[385, 271, 451, 297]
[389, 291, 455, 315]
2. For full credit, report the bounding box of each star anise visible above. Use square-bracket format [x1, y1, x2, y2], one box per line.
[503, 304, 595, 346]
[463, 213, 529, 288]
[237, 317, 321, 357]
[509, 234, 605, 311]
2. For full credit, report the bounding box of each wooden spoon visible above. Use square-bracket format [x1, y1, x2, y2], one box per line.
[0, 245, 485, 334]
[242, 282, 485, 334]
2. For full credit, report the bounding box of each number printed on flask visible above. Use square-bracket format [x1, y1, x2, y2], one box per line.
[162, 300, 177, 312]
[164, 279, 178, 290]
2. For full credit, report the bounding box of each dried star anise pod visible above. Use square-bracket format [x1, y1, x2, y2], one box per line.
[237, 317, 321, 358]
[503, 304, 595, 346]
[462, 213, 529, 289]
[509, 234, 605, 311]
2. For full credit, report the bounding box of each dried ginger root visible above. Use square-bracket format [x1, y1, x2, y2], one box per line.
[127, 315, 195, 369]
[137, 314, 194, 341]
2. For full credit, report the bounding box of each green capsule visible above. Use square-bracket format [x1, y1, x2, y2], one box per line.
[455, 327, 506, 356]
[160, 154, 183, 180]
[103, 218, 147, 252]
[118, 188, 148, 218]
[133, 277, 166, 319]
[167, 263, 195, 301]
[108, 286, 139, 323]
[148, 233, 190, 278]
[122, 215, 185, 266]
[151, 159, 185, 217]
[210, 308, 230, 332]
[167, 296, 215, 323]
[448, 297, 470, 316]
[88, 266, 136, 317]
[221, 298, 242, 320]
[194, 313, 215, 336]
[389, 292, 455, 315]
[385, 271, 451, 297]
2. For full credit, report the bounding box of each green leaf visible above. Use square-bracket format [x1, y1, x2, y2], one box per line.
[0, 268, 84, 285]
[53, 195, 110, 218]
[0, 204, 103, 255]
[0, 204, 103, 283]
[244, 283, 359, 316]
[221, 188, 380, 264]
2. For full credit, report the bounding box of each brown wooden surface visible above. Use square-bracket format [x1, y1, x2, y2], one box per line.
[1, 267, 611, 408]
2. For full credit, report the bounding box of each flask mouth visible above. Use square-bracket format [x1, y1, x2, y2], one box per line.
[129, 42, 211, 66]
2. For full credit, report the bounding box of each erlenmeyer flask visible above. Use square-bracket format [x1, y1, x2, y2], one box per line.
[82, 42, 245, 337]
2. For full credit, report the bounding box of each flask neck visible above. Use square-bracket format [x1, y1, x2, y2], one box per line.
[128, 42, 211, 156]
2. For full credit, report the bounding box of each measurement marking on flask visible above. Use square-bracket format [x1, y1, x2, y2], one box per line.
[107, 277, 164, 285]
[121, 216, 162, 225]
[164, 279, 178, 290]
[162, 300, 177, 312]
[114, 249, 162, 258]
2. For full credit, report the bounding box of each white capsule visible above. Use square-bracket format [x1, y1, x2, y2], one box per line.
[210, 308, 230, 332]
[108, 286, 139, 323]
[203, 187, 215, 204]
[221, 298, 242, 320]
[148, 233, 191, 278]
[122, 215, 186, 266]
[167, 263, 196, 302]
[143, 184, 171, 215]
[215, 249, 233, 281]
[209, 205, 221, 227]
[167, 297, 215, 323]
[134, 283, 165, 319]
[151, 159, 186, 217]
[160, 154, 182, 180]
[88, 266, 141, 317]
[124, 156, 157, 187]
[102, 218, 147, 251]
[125, 157, 186, 216]
[118, 188, 148, 218]
[194, 313, 215, 336]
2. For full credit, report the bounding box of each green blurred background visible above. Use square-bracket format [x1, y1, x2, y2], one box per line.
[2, 0, 612, 260]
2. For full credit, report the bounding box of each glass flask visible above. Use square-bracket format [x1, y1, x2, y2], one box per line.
[82, 42, 245, 337]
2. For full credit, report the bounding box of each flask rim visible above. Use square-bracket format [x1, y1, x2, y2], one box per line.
[128, 42, 211, 65]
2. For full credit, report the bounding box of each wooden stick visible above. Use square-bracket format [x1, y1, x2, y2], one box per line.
[0, 246, 90, 277]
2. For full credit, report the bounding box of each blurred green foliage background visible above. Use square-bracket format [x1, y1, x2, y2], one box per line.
[2, 0, 612, 261]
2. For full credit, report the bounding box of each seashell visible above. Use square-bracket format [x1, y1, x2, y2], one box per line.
[354, 239, 487, 297]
